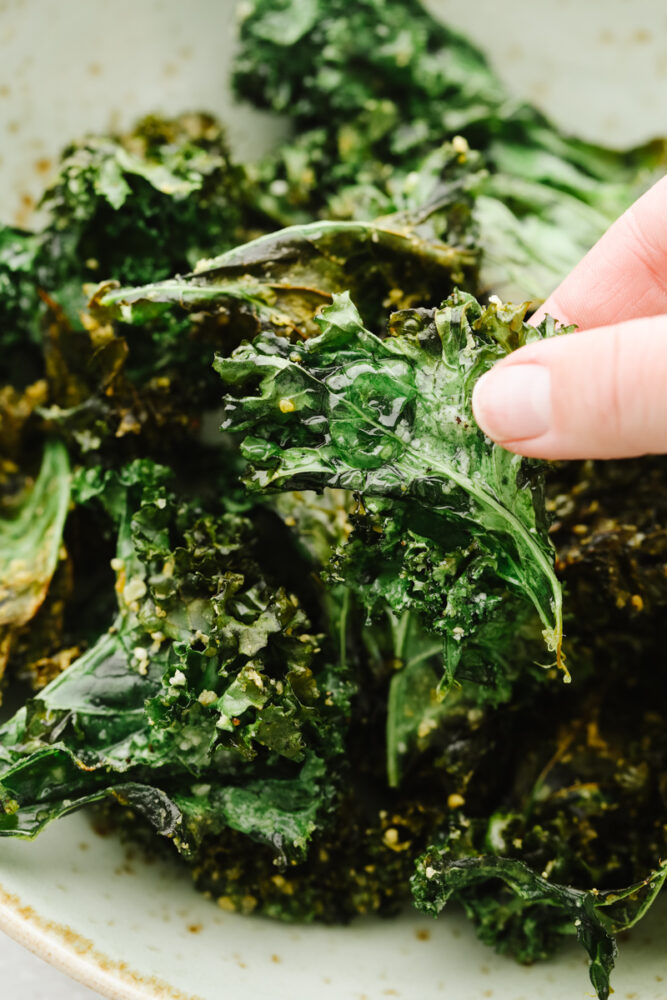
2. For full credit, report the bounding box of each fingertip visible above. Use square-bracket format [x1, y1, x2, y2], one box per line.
[477, 316, 667, 460]
[472, 363, 552, 445]
[529, 294, 576, 331]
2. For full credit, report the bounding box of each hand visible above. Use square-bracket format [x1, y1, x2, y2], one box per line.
[472, 176, 667, 459]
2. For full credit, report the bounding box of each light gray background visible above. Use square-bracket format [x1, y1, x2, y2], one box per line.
[0, 933, 100, 998]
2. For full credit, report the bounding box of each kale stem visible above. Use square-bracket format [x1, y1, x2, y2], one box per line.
[339, 586, 350, 671]
[394, 610, 412, 662]
[403, 643, 444, 672]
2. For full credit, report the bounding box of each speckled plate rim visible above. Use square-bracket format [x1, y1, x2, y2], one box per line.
[0, 886, 194, 1000]
[3, 3, 667, 999]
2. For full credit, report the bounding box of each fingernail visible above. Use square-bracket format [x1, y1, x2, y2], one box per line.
[472, 364, 552, 442]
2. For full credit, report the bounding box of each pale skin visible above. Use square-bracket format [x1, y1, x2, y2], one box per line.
[472, 175, 667, 460]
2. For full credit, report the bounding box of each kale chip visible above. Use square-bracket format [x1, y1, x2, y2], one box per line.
[1, 4, 667, 997]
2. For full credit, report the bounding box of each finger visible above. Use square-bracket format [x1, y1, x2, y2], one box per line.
[472, 314, 667, 460]
[531, 175, 667, 330]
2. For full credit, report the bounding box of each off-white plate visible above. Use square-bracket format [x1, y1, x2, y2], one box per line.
[2, 1, 667, 997]
[1, 811, 667, 1000]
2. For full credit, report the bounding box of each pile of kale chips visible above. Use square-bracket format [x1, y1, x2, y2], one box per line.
[2, 3, 667, 996]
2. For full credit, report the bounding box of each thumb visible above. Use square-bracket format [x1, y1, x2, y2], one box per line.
[472, 315, 667, 460]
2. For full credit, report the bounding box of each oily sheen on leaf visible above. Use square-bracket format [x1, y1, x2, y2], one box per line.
[216, 289, 567, 676]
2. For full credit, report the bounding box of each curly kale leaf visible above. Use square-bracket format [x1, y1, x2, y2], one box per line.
[1, 114, 247, 362]
[412, 849, 667, 1000]
[408, 655, 667, 999]
[233, 0, 666, 300]
[0, 463, 353, 861]
[0, 226, 44, 356]
[35, 298, 234, 466]
[97, 206, 478, 341]
[216, 289, 567, 686]
[40, 113, 245, 294]
[234, 0, 497, 146]
[328, 488, 552, 714]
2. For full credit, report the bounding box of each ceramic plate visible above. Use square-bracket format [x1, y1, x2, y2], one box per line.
[1, 811, 667, 1000]
[2, 2, 667, 997]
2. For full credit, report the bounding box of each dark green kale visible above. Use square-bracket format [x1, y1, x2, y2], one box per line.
[0, 114, 248, 359]
[232, 0, 500, 222]
[548, 457, 667, 645]
[233, 0, 666, 300]
[413, 848, 665, 1000]
[88, 199, 479, 467]
[0, 462, 354, 862]
[2, 5, 667, 998]
[0, 226, 43, 360]
[39, 113, 246, 309]
[214, 289, 567, 690]
[33, 291, 232, 466]
[187, 607, 528, 923]
[97, 190, 479, 338]
[411, 659, 667, 1000]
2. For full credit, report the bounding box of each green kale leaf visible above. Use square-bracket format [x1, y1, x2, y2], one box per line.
[0, 225, 43, 357]
[97, 206, 478, 339]
[1, 114, 248, 362]
[215, 289, 568, 688]
[0, 462, 353, 861]
[234, 0, 666, 300]
[39, 113, 246, 295]
[412, 848, 667, 1000]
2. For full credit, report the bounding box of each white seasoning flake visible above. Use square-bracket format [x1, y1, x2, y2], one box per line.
[198, 689, 218, 706]
[425, 866, 436, 879]
[169, 669, 187, 687]
[194, 256, 215, 274]
[149, 632, 165, 653]
[133, 647, 149, 675]
[452, 626, 465, 641]
[124, 577, 147, 603]
[245, 666, 264, 688]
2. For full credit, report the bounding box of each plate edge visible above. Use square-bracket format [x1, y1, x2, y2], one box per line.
[0, 881, 201, 1000]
